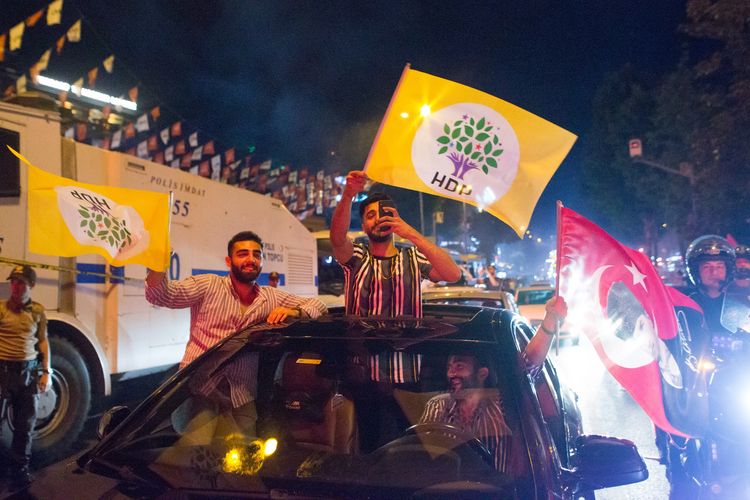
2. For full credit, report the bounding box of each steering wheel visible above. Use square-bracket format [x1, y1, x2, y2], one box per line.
[400, 422, 495, 467]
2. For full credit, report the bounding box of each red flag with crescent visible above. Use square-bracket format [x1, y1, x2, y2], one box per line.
[557, 206, 702, 437]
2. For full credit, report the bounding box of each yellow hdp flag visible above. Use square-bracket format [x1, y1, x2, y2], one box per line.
[364, 65, 577, 237]
[10, 147, 171, 271]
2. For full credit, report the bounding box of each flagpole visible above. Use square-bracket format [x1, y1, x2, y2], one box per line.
[362, 63, 411, 173]
[554, 200, 563, 296]
[164, 190, 174, 272]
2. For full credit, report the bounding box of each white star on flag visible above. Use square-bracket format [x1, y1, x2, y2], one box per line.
[625, 262, 647, 290]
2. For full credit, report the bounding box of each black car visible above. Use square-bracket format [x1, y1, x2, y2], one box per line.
[25, 305, 647, 498]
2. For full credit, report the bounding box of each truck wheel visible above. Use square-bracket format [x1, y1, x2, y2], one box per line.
[31, 336, 91, 463]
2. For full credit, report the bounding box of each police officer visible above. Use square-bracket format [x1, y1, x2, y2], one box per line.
[685, 235, 735, 335]
[727, 244, 750, 294]
[0, 265, 52, 489]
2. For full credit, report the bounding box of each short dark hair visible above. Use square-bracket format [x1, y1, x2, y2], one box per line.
[227, 231, 263, 256]
[358, 192, 394, 219]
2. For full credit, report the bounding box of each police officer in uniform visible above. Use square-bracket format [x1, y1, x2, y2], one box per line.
[0, 265, 52, 490]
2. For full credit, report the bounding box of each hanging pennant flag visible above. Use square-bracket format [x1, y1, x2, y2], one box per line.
[199, 160, 210, 177]
[128, 86, 138, 102]
[111, 129, 122, 149]
[10, 22, 25, 51]
[203, 140, 215, 156]
[71, 77, 83, 96]
[224, 147, 235, 165]
[188, 132, 198, 148]
[153, 151, 164, 164]
[180, 153, 191, 168]
[150, 106, 160, 121]
[135, 113, 149, 133]
[189, 165, 199, 176]
[55, 34, 65, 54]
[191, 146, 203, 161]
[29, 64, 41, 84]
[124, 123, 135, 139]
[126, 147, 135, 156]
[66, 20, 81, 42]
[147, 135, 158, 151]
[174, 140, 185, 155]
[159, 127, 169, 145]
[101, 104, 111, 120]
[364, 65, 577, 237]
[47, 0, 64, 25]
[0, 34, 6, 62]
[170, 121, 182, 137]
[88, 67, 98, 88]
[137, 140, 148, 158]
[64, 127, 74, 139]
[37, 49, 51, 71]
[26, 9, 44, 27]
[558, 206, 708, 437]
[164, 145, 174, 162]
[75, 122, 87, 142]
[13, 147, 171, 271]
[16, 74, 27, 94]
[103, 54, 115, 74]
[3, 85, 15, 98]
[101, 135, 111, 150]
[170, 159, 180, 169]
[58, 90, 68, 105]
[211, 154, 221, 172]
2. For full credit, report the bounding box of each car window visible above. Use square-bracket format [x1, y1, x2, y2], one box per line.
[515, 289, 554, 305]
[99, 338, 528, 496]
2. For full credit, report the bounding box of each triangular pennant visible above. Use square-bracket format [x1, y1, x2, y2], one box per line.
[64, 127, 74, 139]
[224, 147, 235, 165]
[111, 129, 122, 149]
[10, 22, 25, 51]
[154, 150, 165, 164]
[165, 145, 174, 162]
[47, 0, 63, 25]
[135, 113, 149, 133]
[189, 131, 198, 147]
[124, 123, 135, 138]
[0, 34, 5, 62]
[26, 9, 44, 27]
[203, 140, 215, 156]
[58, 90, 68, 104]
[101, 104, 111, 119]
[75, 122, 87, 142]
[191, 145, 203, 161]
[150, 106, 160, 121]
[160, 127, 169, 145]
[128, 86, 138, 102]
[29, 64, 40, 84]
[103, 55, 114, 73]
[55, 34, 65, 55]
[101, 135, 111, 150]
[37, 49, 51, 71]
[126, 147, 135, 156]
[199, 160, 210, 177]
[16, 75, 27, 94]
[147, 135, 158, 151]
[87, 67, 98, 88]
[170, 159, 180, 168]
[170, 121, 182, 137]
[67, 20, 81, 42]
[137, 140, 148, 158]
[71, 77, 83, 96]
[175, 140, 185, 155]
[181, 153, 191, 168]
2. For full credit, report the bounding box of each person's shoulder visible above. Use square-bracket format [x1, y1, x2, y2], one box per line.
[29, 301, 46, 316]
[426, 393, 452, 405]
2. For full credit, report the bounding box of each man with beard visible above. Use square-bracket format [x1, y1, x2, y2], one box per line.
[330, 170, 461, 317]
[146, 231, 327, 369]
[419, 296, 567, 471]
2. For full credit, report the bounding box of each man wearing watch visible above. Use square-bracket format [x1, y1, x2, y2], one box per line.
[0, 265, 52, 490]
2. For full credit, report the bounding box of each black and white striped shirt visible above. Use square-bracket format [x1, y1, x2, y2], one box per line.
[342, 243, 433, 317]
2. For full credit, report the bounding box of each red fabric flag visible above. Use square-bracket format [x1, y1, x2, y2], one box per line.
[3, 85, 14, 98]
[153, 151, 165, 164]
[199, 160, 210, 177]
[55, 35, 65, 55]
[170, 121, 182, 137]
[26, 10, 44, 27]
[147, 135, 158, 151]
[29, 64, 40, 84]
[0, 34, 5, 62]
[128, 86, 138, 102]
[58, 90, 68, 104]
[150, 106, 161, 121]
[88, 67, 98, 87]
[224, 147, 235, 165]
[126, 147, 136, 157]
[175, 140, 186, 155]
[124, 123, 135, 139]
[558, 206, 704, 437]
[181, 153, 191, 168]
[203, 140, 215, 156]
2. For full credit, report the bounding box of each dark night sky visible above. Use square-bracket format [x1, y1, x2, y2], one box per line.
[3, 0, 687, 237]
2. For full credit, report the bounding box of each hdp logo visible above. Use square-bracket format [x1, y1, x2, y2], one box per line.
[411, 103, 520, 207]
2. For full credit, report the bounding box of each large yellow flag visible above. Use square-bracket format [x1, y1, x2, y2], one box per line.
[10, 147, 171, 270]
[364, 65, 577, 237]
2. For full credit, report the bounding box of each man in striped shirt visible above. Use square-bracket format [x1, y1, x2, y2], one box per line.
[145, 230, 327, 369]
[330, 171, 461, 317]
[420, 295, 568, 472]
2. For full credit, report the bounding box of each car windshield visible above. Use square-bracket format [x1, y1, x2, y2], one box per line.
[90, 316, 527, 497]
[516, 288, 554, 306]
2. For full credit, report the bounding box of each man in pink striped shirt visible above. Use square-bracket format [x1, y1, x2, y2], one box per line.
[145, 230, 327, 368]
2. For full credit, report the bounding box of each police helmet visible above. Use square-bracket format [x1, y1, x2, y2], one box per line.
[685, 235, 735, 288]
[734, 244, 750, 280]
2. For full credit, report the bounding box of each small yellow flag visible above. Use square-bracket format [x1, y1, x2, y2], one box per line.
[9, 147, 171, 270]
[364, 65, 577, 237]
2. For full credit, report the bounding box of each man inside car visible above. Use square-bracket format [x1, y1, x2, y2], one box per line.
[419, 295, 567, 470]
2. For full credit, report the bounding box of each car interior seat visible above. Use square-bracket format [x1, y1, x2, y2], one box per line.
[275, 352, 358, 453]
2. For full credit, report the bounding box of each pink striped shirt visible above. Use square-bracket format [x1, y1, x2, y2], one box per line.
[145, 273, 327, 368]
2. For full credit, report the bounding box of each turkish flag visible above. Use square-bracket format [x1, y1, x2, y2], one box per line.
[558, 206, 707, 437]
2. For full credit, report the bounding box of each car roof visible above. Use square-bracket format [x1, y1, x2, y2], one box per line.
[422, 286, 509, 299]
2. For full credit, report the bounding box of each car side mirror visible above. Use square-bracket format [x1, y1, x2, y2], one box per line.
[567, 434, 649, 493]
[96, 405, 131, 440]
